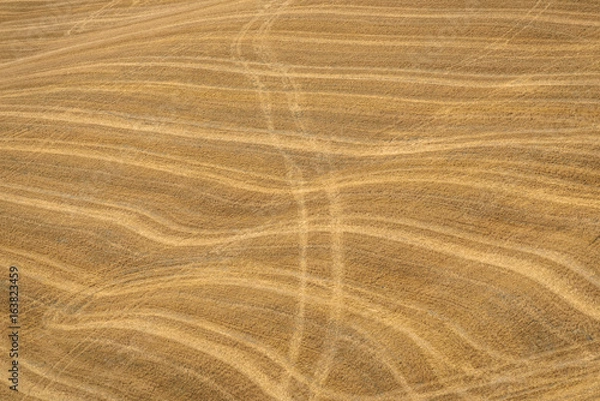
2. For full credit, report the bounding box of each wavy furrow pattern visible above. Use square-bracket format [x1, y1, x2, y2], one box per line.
[1, 0, 599, 400]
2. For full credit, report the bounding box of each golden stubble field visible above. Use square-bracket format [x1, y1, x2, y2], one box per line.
[1, 0, 600, 400]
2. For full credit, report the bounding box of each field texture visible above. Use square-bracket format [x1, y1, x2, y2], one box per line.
[1, 0, 600, 400]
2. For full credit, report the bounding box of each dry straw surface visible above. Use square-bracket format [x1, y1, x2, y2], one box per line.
[1, 0, 600, 400]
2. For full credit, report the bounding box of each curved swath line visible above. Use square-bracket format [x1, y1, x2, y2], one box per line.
[35, 262, 453, 368]
[8, 262, 86, 295]
[288, 4, 600, 19]
[21, 377, 108, 401]
[0, 142, 595, 200]
[346, 167, 600, 208]
[3, 220, 584, 364]
[3, 107, 600, 160]
[323, 164, 600, 207]
[2, 207, 135, 260]
[50, 302, 451, 400]
[28, 259, 600, 401]
[34, 261, 592, 397]
[308, 175, 600, 211]
[0, 245, 93, 279]
[0, 181, 300, 238]
[4, 3, 600, 27]
[0, 190, 211, 246]
[0, 4, 178, 34]
[0, 171, 600, 250]
[0, 142, 294, 195]
[0, 189, 317, 247]
[59, 309, 330, 391]
[248, 32, 599, 50]
[78, 338, 241, 401]
[4, 61, 600, 90]
[108, 263, 509, 363]
[5, 77, 600, 110]
[0, 0, 258, 71]
[0, 248, 109, 350]
[347, 214, 600, 290]
[2, 110, 600, 159]
[347, 359, 600, 401]
[47, 317, 364, 401]
[0, 79, 281, 97]
[315, 158, 600, 204]
[68, 212, 600, 324]
[0, 136, 289, 185]
[0, 111, 584, 150]
[55, 4, 600, 28]
[340, 224, 600, 321]
[7, 58, 600, 88]
[7, 53, 600, 80]
[5, 34, 559, 64]
[20, 358, 123, 401]
[3, 175, 599, 250]
[391, 55, 577, 143]
[340, 247, 575, 350]
[0, 156, 288, 212]
[347, 168, 600, 209]
[323, 159, 600, 192]
[542, 371, 600, 401]
[253, 5, 600, 27]
[5, 105, 596, 162]
[59, 272, 456, 369]
[340, 286, 522, 364]
[426, 357, 600, 401]
[153, 263, 522, 365]
[336, 342, 600, 400]
[340, 243, 577, 347]
[0, 138, 289, 185]
[23, 276, 152, 400]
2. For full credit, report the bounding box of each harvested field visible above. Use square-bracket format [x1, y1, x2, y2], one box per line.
[1, 0, 600, 400]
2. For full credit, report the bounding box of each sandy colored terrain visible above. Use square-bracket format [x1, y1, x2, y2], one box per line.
[1, 0, 600, 400]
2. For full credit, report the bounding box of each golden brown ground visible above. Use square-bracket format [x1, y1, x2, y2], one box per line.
[1, 0, 600, 400]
